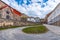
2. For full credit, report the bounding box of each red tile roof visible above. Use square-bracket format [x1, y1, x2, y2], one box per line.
[12, 8, 22, 16]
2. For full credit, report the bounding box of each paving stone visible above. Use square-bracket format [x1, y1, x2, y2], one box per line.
[0, 27, 60, 40]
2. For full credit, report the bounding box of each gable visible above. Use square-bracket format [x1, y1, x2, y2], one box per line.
[0, 1, 22, 16]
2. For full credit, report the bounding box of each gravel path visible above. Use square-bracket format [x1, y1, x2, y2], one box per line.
[0, 27, 60, 40]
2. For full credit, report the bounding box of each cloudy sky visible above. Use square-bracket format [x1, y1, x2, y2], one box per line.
[1, 0, 60, 18]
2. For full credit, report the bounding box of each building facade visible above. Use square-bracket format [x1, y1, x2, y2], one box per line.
[47, 3, 60, 26]
[0, 1, 22, 27]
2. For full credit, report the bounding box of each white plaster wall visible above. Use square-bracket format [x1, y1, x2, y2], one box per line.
[48, 3, 60, 24]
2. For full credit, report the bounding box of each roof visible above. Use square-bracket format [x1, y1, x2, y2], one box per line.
[11, 8, 22, 16]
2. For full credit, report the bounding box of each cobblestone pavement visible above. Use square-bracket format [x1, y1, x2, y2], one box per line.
[0, 27, 60, 40]
[44, 24, 60, 35]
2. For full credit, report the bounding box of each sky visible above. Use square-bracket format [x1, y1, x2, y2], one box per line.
[1, 0, 60, 18]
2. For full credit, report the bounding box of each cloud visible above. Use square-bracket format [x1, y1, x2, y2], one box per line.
[1, 0, 60, 18]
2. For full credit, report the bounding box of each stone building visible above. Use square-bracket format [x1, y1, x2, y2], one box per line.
[0, 0, 41, 27]
[0, 1, 22, 27]
[47, 3, 60, 26]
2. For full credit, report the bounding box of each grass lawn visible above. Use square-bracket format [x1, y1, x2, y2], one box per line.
[0, 24, 40, 30]
[22, 25, 48, 34]
[0, 26, 21, 30]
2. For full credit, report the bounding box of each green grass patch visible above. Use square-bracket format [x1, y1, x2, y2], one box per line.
[0, 26, 21, 30]
[22, 25, 48, 34]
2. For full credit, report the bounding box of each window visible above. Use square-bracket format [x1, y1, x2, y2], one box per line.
[6, 15, 10, 19]
[6, 11, 10, 14]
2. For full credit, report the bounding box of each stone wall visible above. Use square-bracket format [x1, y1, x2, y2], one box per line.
[0, 19, 14, 27]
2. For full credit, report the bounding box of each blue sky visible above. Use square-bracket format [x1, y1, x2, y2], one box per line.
[1, 0, 60, 18]
[15, 0, 48, 5]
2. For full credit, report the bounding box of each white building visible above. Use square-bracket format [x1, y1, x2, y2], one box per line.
[48, 3, 60, 26]
[27, 17, 40, 23]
